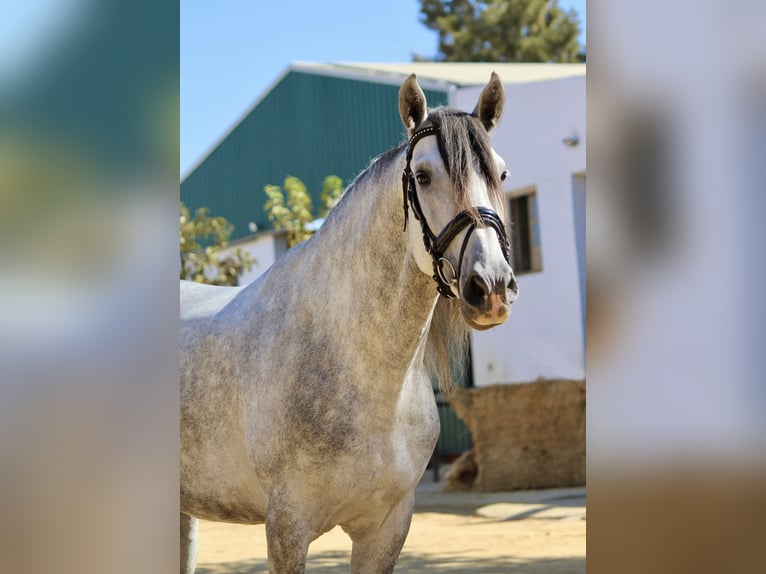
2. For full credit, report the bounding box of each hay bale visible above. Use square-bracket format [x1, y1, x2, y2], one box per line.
[443, 450, 478, 491]
[449, 380, 585, 491]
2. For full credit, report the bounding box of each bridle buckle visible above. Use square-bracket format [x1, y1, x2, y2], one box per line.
[435, 256, 457, 288]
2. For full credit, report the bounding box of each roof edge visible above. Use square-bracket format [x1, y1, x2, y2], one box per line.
[289, 61, 457, 93]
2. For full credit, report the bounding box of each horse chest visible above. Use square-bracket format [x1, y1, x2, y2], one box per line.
[346, 382, 440, 493]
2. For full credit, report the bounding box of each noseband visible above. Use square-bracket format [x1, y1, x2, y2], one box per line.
[401, 126, 512, 299]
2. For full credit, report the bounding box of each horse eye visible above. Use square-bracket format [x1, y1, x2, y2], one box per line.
[500, 170, 509, 182]
[416, 173, 431, 186]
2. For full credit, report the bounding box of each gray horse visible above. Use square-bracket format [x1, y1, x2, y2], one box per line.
[180, 73, 518, 573]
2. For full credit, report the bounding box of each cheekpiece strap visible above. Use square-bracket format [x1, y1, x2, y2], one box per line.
[402, 126, 439, 233]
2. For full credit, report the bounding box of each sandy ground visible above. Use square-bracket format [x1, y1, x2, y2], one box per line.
[194, 477, 585, 573]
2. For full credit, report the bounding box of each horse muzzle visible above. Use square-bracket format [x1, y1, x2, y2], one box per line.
[459, 269, 519, 330]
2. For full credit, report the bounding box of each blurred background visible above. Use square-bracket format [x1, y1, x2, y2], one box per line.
[0, 1, 178, 573]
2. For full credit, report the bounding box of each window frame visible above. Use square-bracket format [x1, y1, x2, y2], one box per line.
[506, 186, 543, 275]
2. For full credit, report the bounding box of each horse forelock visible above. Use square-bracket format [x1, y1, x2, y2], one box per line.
[427, 108, 506, 222]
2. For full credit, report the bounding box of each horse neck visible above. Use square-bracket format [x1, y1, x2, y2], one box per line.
[306, 152, 439, 387]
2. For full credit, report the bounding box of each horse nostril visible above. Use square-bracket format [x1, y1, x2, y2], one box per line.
[508, 274, 519, 295]
[463, 273, 489, 307]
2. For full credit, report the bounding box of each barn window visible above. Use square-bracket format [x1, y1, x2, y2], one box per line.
[508, 188, 542, 274]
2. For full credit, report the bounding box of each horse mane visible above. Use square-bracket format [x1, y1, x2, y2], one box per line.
[425, 296, 470, 394]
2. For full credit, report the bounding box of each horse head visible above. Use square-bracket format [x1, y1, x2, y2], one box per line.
[399, 73, 518, 331]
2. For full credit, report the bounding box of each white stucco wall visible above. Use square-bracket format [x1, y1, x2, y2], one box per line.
[453, 76, 586, 385]
[219, 232, 285, 286]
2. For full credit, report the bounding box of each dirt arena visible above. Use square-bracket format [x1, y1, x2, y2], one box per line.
[194, 476, 585, 573]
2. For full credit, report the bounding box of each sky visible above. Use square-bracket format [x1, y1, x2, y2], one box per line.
[181, 0, 586, 177]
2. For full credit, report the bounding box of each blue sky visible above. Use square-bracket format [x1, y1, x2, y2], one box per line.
[181, 0, 586, 176]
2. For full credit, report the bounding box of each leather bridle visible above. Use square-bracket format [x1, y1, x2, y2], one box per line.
[401, 126, 512, 299]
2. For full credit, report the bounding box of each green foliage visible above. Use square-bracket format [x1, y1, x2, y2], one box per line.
[180, 202, 255, 285]
[264, 175, 344, 248]
[320, 175, 344, 218]
[418, 0, 583, 63]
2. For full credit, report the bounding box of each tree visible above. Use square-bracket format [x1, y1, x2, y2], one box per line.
[180, 202, 255, 285]
[418, 0, 583, 63]
[264, 175, 344, 248]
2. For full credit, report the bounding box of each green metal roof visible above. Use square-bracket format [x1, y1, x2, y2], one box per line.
[182, 70, 448, 241]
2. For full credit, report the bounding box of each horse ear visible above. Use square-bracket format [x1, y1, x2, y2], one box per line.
[473, 71, 505, 132]
[399, 74, 428, 135]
